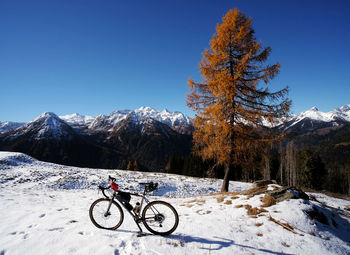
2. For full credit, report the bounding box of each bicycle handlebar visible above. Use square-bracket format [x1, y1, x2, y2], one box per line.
[98, 185, 111, 198]
[99, 177, 158, 197]
[108, 175, 116, 182]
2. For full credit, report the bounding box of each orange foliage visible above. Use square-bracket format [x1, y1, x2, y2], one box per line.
[186, 9, 291, 191]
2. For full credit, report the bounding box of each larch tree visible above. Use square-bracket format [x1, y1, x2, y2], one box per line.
[186, 9, 291, 192]
[126, 161, 133, 170]
[133, 160, 139, 171]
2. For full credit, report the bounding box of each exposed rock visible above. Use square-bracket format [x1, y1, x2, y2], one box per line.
[268, 187, 309, 203]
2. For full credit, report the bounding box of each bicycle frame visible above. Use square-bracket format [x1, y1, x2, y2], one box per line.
[105, 188, 156, 233]
[91, 178, 179, 236]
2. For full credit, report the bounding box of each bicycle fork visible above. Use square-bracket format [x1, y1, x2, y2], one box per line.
[105, 193, 115, 217]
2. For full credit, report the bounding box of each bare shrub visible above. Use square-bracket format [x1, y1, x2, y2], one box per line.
[261, 194, 276, 207]
[241, 186, 268, 196]
[224, 200, 232, 205]
[245, 205, 268, 216]
[216, 196, 225, 203]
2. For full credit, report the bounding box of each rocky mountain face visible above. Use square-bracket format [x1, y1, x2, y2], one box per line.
[275, 105, 350, 169]
[1, 105, 350, 171]
[0, 112, 114, 168]
[0, 107, 193, 170]
[278, 105, 350, 134]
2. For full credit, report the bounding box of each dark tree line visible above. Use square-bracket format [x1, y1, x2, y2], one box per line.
[165, 142, 350, 196]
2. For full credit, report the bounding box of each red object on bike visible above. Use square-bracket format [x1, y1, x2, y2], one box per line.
[111, 182, 119, 191]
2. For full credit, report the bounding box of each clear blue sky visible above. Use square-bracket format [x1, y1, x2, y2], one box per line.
[1, 0, 349, 122]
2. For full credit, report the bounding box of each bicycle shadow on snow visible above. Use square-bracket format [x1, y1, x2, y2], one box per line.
[113, 229, 292, 255]
[168, 234, 293, 255]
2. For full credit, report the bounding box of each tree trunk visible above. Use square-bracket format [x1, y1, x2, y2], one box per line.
[279, 142, 284, 185]
[221, 163, 230, 192]
[264, 153, 270, 180]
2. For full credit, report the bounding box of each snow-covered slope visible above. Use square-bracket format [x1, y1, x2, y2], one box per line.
[59, 113, 95, 126]
[0, 121, 24, 134]
[0, 152, 349, 255]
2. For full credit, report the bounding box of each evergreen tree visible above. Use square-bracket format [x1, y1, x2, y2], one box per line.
[298, 148, 326, 190]
[186, 9, 290, 191]
[298, 148, 313, 188]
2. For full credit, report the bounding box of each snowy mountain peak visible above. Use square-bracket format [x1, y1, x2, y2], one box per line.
[136, 106, 157, 113]
[59, 113, 94, 126]
[283, 104, 350, 130]
[297, 107, 330, 122]
[18, 112, 73, 140]
[35, 112, 60, 120]
[67, 107, 193, 133]
[339, 104, 350, 112]
[294, 104, 350, 122]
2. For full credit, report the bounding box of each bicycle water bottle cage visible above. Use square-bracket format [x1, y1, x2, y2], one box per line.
[111, 182, 119, 191]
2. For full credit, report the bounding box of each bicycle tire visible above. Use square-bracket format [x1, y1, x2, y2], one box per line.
[142, 201, 179, 236]
[89, 198, 124, 230]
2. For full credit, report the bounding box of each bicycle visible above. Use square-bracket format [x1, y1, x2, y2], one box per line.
[89, 175, 179, 236]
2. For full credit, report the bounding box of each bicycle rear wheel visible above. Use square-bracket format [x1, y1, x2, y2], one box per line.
[142, 201, 179, 235]
[89, 198, 124, 230]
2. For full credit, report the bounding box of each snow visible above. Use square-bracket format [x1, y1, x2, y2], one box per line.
[62, 106, 192, 132]
[0, 121, 24, 134]
[59, 113, 95, 126]
[0, 151, 350, 254]
[4, 105, 350, 136]
[17, 112, 71, 139]
[285, 105, 350, 129]
[297, 107, 333, 122]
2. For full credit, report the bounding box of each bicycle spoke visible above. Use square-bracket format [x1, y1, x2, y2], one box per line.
[142, 201, 179, 235]
[89, 198, 124, 230]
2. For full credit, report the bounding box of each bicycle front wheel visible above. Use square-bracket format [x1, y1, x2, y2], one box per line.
[89, 198, 124, 230]
[142, 201, 179, 235]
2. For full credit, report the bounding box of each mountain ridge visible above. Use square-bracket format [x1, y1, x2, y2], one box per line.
[2, 104, 350, 135]
[0, 107, 193, 170]
[1, 104, 350, 171]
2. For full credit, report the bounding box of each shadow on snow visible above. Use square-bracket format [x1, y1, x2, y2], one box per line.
[167, 234, 294, 255]
[114, 229, 293, 255]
